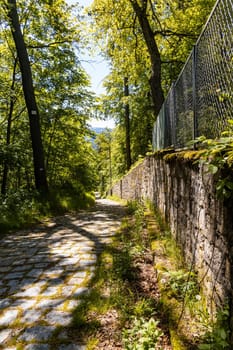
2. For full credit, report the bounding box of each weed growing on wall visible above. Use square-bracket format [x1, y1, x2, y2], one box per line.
[161, 269, 199, 301]
[198, 305, 230, 350]
[148, 202, 231, 349]
[192, 119, 233, 198]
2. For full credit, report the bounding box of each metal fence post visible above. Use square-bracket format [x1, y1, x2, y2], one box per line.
[192, 45, 198, 144]
[173, 82, 177, 149]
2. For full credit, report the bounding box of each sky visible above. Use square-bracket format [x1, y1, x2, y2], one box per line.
[68, 0, 115, 128]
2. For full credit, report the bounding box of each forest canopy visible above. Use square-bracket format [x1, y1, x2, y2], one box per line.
[89, 0, 215, 180]
[0, 0, 215, 229]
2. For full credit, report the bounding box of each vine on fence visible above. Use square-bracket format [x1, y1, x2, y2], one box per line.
[193, 120, 233, 198]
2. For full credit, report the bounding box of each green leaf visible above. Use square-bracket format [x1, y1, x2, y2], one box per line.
[208, 164, 218, 174]
[225, 181, 233, 190]
[198, 345, 212, 350]
[219, 328, 227, 340]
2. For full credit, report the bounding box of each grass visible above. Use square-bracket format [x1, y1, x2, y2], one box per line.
[67, 200, 219, 349]
[64, 200, 167, 349]
[147, 204, 202, 349]
[4, 196, 229, 349]
[147, 202, 231, 350]
[0, 187, 95, 237]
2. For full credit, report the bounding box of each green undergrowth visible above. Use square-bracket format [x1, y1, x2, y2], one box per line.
[107, 194, 128, 205]
[0, 186, 95, 237]
[69, 200, 167, 349]
[147, 202, 230, 350]
[154, 119, 233, 200]
[60, 199, 230, 349]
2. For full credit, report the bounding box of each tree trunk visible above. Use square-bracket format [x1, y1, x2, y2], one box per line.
[1, 58, 17, 195]
[124, 77, 132, 170]
[1, 116, 12, 195]
[1, 104, 12, 195]
[129, 0, 164, 116]
[7, 0, 48, 192]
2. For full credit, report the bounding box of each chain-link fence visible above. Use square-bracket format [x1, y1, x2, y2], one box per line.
[153, 0, 233, 150]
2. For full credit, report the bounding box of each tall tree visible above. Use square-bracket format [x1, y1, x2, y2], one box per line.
[91, 0, 164, 117]
[90, 0, 215, 182]
[94, 130, 113, 195]
[6, 0, 48, 192]
[1, 0, 95, 195]
[124, 77, 131, 170]
[128, 0, 164, 116]
[1, 57, 17, 195]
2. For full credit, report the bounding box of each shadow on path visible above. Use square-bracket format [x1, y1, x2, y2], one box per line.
[0, 199, 126, 349]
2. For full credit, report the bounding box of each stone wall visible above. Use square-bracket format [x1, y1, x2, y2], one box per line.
[112, 154, 233, 311]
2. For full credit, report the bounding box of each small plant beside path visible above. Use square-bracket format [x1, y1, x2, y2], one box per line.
[72, 199, 231, 350]
[72, 200, 171, 349]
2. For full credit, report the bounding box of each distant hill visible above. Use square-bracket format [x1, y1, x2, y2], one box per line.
[92, 127, 112, 134]
[89, 127, 112, 148]
[92, 127, 107, 134]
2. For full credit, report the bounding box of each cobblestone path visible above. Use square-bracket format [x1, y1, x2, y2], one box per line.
[0, 199, 126, 350]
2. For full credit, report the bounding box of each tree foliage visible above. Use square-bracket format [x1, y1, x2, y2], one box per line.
[0, 0, 98, 223]
[0, 0, 217, 217]
[90, 0, 216, 184]
[6, 0, 48, 192]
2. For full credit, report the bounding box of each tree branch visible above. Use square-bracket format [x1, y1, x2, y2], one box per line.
[161, 59, 185, 64]
[148, 0, 163, 32]
[154, 29, 198, 39]
[27, 40, 72, 49]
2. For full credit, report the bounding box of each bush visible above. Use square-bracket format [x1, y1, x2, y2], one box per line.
[0, 185, 95, 236]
